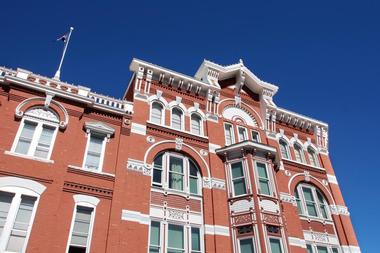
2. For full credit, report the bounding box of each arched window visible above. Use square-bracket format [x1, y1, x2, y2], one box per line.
[171, 108, 183, 130]
[294, 184, 330, 220]
[151, 102, 164, 124]
[190, 114, 202, 135]
[294, 144, 304, 163]
[279, 139, 290, 159]
[11, 106, 59, 160]
[152, 152, 201, 195]
[307, 147, 319, 167]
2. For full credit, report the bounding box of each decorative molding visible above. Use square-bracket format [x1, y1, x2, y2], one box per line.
[200, 149, 208, 156]
[131, 122, 147, 136]
[330, 205, 350, 216]
[327, 174, 338, 185]
[167, 208, 186, 221]
[146, 135, 156, 144]
[127, 159, 152, 176]
[279, 192, 297, 206]
[209, 143, 221, 154]
[84, 121, 115, 136]
[303, 230, 339, 245]
[175, 137, 183, 151]
[73, 194, 100, 207]
[202, 177, 226, 190]
[63, 181, 113, 199]
[288, 237, 306, 248]
[204, 224, 230, 236]
[25, 107, 59, 123]
[0, 176, 46, 195]
[121, 210, 150, 225]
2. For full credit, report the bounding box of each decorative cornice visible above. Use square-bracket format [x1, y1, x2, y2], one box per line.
[126, 159, 151, 176]
[203, 177, 226, 190]
[279, 192, 297, 206]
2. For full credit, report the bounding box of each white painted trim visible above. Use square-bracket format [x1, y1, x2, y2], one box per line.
[121, 209, 150, 225]
[82, 132, 108, 172]
[131, 122, 147, 135]
[0, 176, 46, 195]
[150, 101, 166, 125]
[288, 237, 307, 248]
[170, 106, 185, 131]
[341, 245, 361, 253]
[4, 150, 54, 164]
[209, 143, 221, 154]
[204, 224, 230, 236]
[73, 194, 100, 207]
[327, 174, 338, 185]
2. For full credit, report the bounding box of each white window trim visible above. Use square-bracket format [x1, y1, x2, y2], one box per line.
[237, 126, 248, 142]
[0, 185, 42, 253]
[296, 184, 331, 221]
[150, 101, 165, 125]
[66, 195, 99, 253]
[251, 130, 261, 143]
[170, 107, 185, 131]
[254, 161, 274, 197]
[10, 117, 58, 161]
[190, 113, 204, 136]
[306, 243, 342, 253]
[82, 132, 108, 172]
[279, 139, 290, 159]
[237, 236, 257, 253]
[152, 152, 202, 196]
[268, 236, 285, 253]
[293, 144, 305, 163]
[307, 148, 320, 167]
[224, 123, 236, 146]
[228, 159, 250, 197]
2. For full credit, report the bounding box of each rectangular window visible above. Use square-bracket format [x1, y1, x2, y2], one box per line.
[191, 227, 201, 253]
[238, 127, 248, 142]
[294, 190, 303, 214]
[169, 156, 184, 191]
[151, 103, 163, 124]
[84, 134, 104, 171]
[68, 206, 94, 253]
[317, 192, 328, 219]
[153, 154, 163, 186]
[302, 187, 318, 217]
[230, 161, 247, 196]
[306, 244, 314, 253]
[149, 221, 160, 253]
[316, 246, 328, 253]
[6, 195, 37, 252]
[0, 192, 14, 236]
[15, 121, 37, 155]
[34, 125, 55, 159]
[168, 224, 184, 253]
[239, 238, 255, 253]
[224, 124, 235, 146]
[251, 131, 260, 142]
[189, 161, 199, 195]
[269, 238, 283, 253]
[256, 163, 271, 196]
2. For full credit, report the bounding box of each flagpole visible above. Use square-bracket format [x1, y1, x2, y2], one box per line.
[53, 27, 74, 80]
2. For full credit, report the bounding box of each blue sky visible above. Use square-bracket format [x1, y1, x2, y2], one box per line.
[2, 0, 379, 251]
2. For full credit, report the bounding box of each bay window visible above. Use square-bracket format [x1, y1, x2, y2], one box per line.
[269, 238, 284, 253]
[239, 238, 255, 253]
[255, 162, 272, 196]
[230, 161, 248, 196]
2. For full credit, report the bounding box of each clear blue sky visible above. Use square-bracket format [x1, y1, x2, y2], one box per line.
[2, 1, 378, 252]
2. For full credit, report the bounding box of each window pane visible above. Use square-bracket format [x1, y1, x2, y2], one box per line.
[153, 154, 163, 185]
[259, 180, 271, 195]
[269, 238, 282, 253]
[150, 221, 160, 246]
[85, 135, 104, 170]
[295, 190, 303, 214]
[308, 149, 318, 166]
[0, 192, 14, 235]
[15, 121, 37, 154]
[233, 179, 247, 196]
[34, 125, 55, 158]
[306, 244, 314, 253]
[294, 145, 303, 162]
[168, 224, 184, 249]
[152, 103, 163, 124]
[191, 114, 201, 135]
[331, 248, 339, 253]
[317, 246, 328, 253]
[231, 162, 244, 179]
[88, 135, 103, 153]
[279, 140, 289, 159]
[238, 127, 247, 141]
[224, 124, 233, 145]
[256, 163, 268, 179]
[190, 177, 198, 195]
[6, 195, 37, 252]
[169, 157, 184, 191]
[70, 206, 93, 247]
[252, 131, 259, 142]
[191, 227, 200, 251]
[172, 108, 182, 130]
[302, 188, 314, 202]
[306, 203, 318, 217]
[240, 238, 254, 253]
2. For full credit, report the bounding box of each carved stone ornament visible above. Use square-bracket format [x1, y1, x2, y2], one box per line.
[146, 136, 156, 144]
[304, 171, 311, 182]
[200, 149, 208, 156]
[175, 138, 183, 151]
[25, 108, 59, 123]
[167, 208, 186, 221]
[284, 170, 291, 177]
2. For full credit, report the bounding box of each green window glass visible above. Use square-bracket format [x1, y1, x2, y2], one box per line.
[295, 190, 303, 214]
[331, 248, 339, 253]
[317, 191, 328, 219]
[256, 163, 271, 195]
[191, 227, 201, 253]
[149, 221, 160, 253]
[189, 161, 199, 195]
[302, 187, 318, 217]
[306, 244, 314, 253]
[279, 140, 289, 159]
[317, 246, 328, 253]
[169, 157, 184, 191]
[269, 238, 283, 253]
[168, 224, 184, 253]
[231, 162, 247, 196]
[153, 154, 163, 186]
[240, 238, 254, 253]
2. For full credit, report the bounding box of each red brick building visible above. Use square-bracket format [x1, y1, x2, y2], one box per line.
[0, 58, 360, 253]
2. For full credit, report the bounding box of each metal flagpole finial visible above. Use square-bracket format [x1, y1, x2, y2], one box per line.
[53, 27, 74, 80]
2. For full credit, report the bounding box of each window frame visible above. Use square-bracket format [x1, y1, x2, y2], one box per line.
[224, 123, 235, 146]
[11, 116, 58, 161]
[238, 236, 256, 253]
[268, 236, 285, 253]
[254, 162, 274, 197]
[237, 126, 248, 142]
[296, 184, 331, 220]
[82, 132, 108, 172]
[278, 139, 290, 159]
[190, 113, 203, 136]
[307, 147, 320, 167]
[229, 160, 249, 197]
[251, 130, 260, 143]
[150, 101, 165, 125]
[293, 143, 305, 163]
[0, 187, 40, 253]
[171, 107, 185, 131]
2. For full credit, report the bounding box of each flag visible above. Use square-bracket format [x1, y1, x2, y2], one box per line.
[56, 32, 69, 43]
